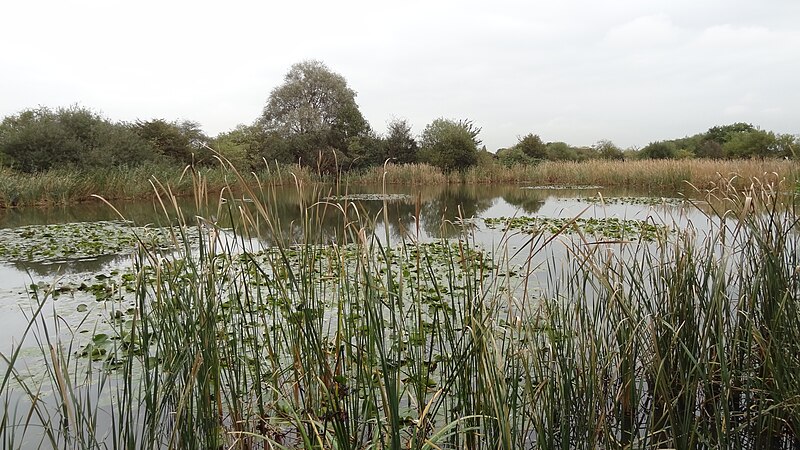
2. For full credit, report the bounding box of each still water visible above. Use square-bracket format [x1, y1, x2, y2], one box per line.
[0, 183, 704, 353]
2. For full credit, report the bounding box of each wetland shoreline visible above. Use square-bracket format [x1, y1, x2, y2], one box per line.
[0, 171, 798, 449]
[0, 158, 796, 208]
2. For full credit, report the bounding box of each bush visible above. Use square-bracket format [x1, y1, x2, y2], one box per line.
[0, 106, 156, 172]
[419, 118, 481, 173]
[496, 147, 535, 166]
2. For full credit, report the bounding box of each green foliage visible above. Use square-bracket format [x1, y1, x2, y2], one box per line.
[514, 133, 547, 160]
[695, 139, 724, 158]
[633, 123, 792, 161]
[0, 106, 155, 172]
[774, 133, 799, 159]
[255, 60, 370, 169]
[345, 131, 384, 170]
[545, 141, 579, 161]
[594, 139, 624, 160]
[384, 118, 419, 165]
[705, 122, 755, 144]
[496, 146, 535, 166]
[722, 129, 778, 158]
[250, 129, 303, 165]
[134, 119, 211, 165]
[475, 147, 495, 166]
[210, 124, 257, 168]
[640, 141, 676, 159]
[695, 123, 755, 158]
[419, 118, 481, 173]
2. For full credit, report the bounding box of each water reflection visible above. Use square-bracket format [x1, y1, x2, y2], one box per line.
[9, 255, 125, 278]
[501, 189, 546, 215]
[418, 185, 493, 238]
[0, 183, 710, 280]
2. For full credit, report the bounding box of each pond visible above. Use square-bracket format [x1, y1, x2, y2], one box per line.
[5, 180, 796, 449]
[0, 183, 702, 350]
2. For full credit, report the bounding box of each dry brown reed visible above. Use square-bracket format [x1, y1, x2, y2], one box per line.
[1, 158, 796, 208]
[348, 159, 798, 189]
[521, 158, 798, 190]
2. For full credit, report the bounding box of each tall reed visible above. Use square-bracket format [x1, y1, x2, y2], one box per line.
[0, 160, 797, 448]
[3, 158, 795, 208]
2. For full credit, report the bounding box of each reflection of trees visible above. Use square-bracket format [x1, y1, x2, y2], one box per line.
[501, 189, 545, 215]
[420, 186, 493, 238]
[0, 184, 523, 257]
[11, 254, 126, 278]
[236, 186, 412, 247]
[241, 184, 500, 244]
[377, 200, 419, 241]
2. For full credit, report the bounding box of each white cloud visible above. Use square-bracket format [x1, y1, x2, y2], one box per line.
[603, 14, 685, 49]
[1, 0, 799, 148]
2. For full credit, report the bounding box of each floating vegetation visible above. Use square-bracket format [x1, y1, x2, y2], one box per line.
[520, 185, 603, 190]
[484, 215, 672, 241]
[0, 220, 198, 263]
[562, 196, 687, 206]
[4, 176, 798, 450]
[66, 239, 506, 367]
[324, 193, 413, 202]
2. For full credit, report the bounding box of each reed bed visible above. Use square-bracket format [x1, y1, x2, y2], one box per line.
[342, 163, 448, 185]
[0, 159, 800, 208]
[479, 158, 799, 190]
[0, 164, 798, 449]
[1, 158, 796, 207]
[0, 161, 317, 208]
[341, 159, 799, 188]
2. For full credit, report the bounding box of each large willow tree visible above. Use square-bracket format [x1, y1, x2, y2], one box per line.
[255, 60, 370, 170]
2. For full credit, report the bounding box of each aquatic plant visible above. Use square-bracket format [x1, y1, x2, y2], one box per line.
[565, 195, 687, 206]
[0, 220, 199, 263]
[0, 163, 798, 449]
[484, 215, 673, 241]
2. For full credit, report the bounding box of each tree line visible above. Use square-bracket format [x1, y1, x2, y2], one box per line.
[1, 60, 796, 174]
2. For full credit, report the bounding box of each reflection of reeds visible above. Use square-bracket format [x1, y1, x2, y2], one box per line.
[1, 158, 798, 448]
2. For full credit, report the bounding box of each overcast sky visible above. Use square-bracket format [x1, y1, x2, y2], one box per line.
[2, 0, 799, 151]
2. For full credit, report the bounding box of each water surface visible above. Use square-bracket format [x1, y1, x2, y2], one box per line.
[0, 183, 705, 354]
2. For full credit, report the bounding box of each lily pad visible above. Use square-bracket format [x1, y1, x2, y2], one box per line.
[563, 196, 686, 206]
[0, 220, 199, 263]
[324, 193, 412, 202]
[484, 216, 672, 241]
[520, 185, 603, 190]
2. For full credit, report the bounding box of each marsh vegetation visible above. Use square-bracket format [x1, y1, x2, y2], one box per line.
[0, 164, 798, 449]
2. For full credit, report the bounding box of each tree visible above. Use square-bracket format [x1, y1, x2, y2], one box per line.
[345, 130, 384, 170]
[695, 140, 724, 158]
[594, 139, 624, 160]
[705, 123, 755, 144]
[640, 141, 676, 159]
[134, 119, 211, 165]
[256, 60, 370, 167]
[774, 133, 798, 159]
[722, 129, 777, 158]
[0, 106, 154, 172]
[545, 141, 577, 161]
[514, 134, 547, 160]
[212, 124, 257, 168]
[496, 146, 534, 166]
[384, 118, 418, 165]
[418, 118, 481, 173]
